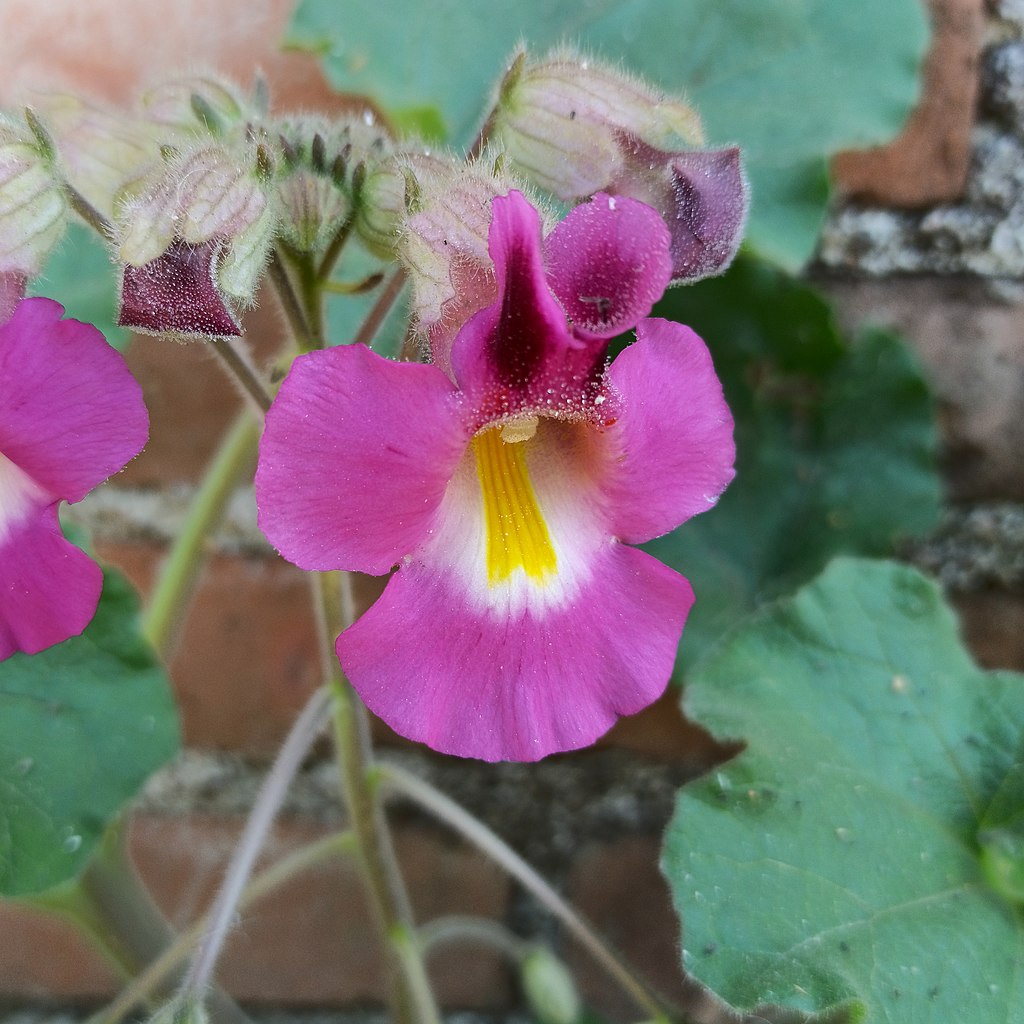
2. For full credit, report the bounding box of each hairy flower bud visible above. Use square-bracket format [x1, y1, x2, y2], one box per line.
[355, 149, 447, 259]
[493, 50, 748, 283]
[273, 113, 391, 255]
[494, 50, 703, 199]
[141, 74, 248, 136]
[37, 95, 164, 219]
[0, 114, 67, 278]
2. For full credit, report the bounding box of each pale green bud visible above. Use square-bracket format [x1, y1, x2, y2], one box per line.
[217, 201, 276, 303]
[275, 167, 350, 253]
[520, 946, 582, 1024]
[356, 150, 448, 259]
[141, 74, 247, 135]
[0, 115, 67, 276]
[492, 48, 703, 200]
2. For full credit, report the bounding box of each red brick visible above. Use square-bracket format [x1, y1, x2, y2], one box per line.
[0, 815, 511, 1009]
[955, 590, 1024, 671]
[832, 0, 983, 206]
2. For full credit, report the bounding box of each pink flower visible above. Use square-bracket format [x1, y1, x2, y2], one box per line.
[256, 191, 734, 761]
[0, 297, 148, 659]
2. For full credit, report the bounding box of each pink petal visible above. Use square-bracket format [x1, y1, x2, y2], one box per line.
[0, 297, 148, 502]
[449, 190, 610, 423]
[0, 501, 102, 660]
[601, 318, 735, 543]
[256, 343, 469, 575]
[544, 193, 672, 339]
[118, 238, 242, 337]
[338, 541, 692, 761]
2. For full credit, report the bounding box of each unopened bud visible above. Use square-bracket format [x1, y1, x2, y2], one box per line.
[142, 74, 246, 134]
[492, 50, 747, 282]
[355, 150, 445, 259]
[275, 167, 349, 254]
[118, 143, 269, 267]
[0, 115, 68, 277]
[520, 946, 581, 1024]
[493, 49, 703, 200]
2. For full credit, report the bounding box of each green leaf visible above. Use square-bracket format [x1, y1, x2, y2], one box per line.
[644, 257, 941, 673]
[29, 222, 129, 350]
[0, 569, 179, 897]
[287, 0, 927, 266]
[662, 558, 1024, 1022]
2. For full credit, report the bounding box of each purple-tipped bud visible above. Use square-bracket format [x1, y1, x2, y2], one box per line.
[119, 238, 241, 338]
[0, 115, 68, 279]
[493, 51, 748, 282]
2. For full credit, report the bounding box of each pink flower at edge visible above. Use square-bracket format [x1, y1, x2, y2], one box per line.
[0, 296, 148, 659]
[256, 190, 735, 762]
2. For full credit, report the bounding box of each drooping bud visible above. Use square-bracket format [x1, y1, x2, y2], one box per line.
[34, 96, 165, 219]
[0, 114, 68, 279]
[116, 139, 275, 334]
[355, 149, 447, 259]
[520, 946, 582, 1024]
[492, 50, 748, 282]
[141, 74, 247, 136]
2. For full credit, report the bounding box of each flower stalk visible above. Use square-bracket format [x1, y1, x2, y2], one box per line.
[142, 410, 261, 658]
[316, 571, 441, 1024]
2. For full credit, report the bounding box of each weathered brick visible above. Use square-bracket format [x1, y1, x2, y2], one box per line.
[0, 815, 511, 1009]
[832, 0, 984, 206]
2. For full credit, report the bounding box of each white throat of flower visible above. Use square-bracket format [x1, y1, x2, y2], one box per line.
[0, 451, 46, 545]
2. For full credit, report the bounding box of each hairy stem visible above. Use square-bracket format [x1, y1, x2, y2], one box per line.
[267, 248, 314, 349]
[180, 686, 333, 1002]
[316, 572, 440, 1024]
[212, 339, 273, 413]
[141, 411, 260, 657]
[88, 831, 356, 1024]
[381, 764, 679, 1024]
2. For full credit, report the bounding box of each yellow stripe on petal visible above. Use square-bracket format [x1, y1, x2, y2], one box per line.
[472, 421, 557, 585]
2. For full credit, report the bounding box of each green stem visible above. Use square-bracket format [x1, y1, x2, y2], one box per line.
[86, 831, 356, 1024]
[33, 821, 250, 1024]
[267, 248, 314, 350]
[418, 914, 528, 962]
[381, 764, 678, 1024]
[316, 572, 440, 1024]
[141, 411, 260, 657]
[352, 267, 406, 349]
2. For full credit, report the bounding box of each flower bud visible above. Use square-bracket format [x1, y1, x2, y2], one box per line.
[355, 149, 448, 259]
[493, 50, 748, 283]
[141, 74, 248, 135]
[520, 946, 581, 1024]
[118, 143, 270, 267]
[36, 95, 164, 218]
[493, 49, 703, 200]
[273, 114, 392, 255]
[0, 115, 68, 278]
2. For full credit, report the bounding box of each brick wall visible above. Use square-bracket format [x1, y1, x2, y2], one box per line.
[3, 0, 1022, 1019]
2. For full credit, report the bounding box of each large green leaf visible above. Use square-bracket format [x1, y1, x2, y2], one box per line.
[287, 0, 927, 266]
[29, 222, 129, 350]
[0, 569, 179, 897]
[662, 558, 1024, 1023]
[644, 257, 941, 673]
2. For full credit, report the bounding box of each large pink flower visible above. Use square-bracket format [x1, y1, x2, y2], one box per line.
[0, 297, 148, 659]
[256, 191, 734, 761]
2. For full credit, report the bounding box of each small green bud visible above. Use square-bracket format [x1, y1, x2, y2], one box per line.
[520, 946, 581, 1024]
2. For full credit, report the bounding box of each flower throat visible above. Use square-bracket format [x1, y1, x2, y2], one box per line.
[472, 423, 557, 585]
